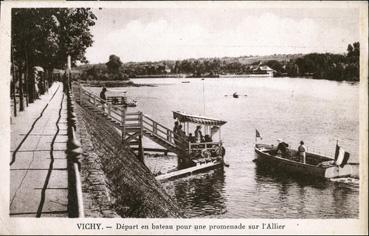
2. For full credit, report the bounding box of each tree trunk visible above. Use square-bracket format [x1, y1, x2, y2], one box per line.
[25, 49, 34, 103]
[11, 72, 17, 117]
[19, 70, 24, 111]
[46, 68, 53, 90]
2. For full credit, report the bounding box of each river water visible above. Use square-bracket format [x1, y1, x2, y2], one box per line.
[89, 77, 360, 218]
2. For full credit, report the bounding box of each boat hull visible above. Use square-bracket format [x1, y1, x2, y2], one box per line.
[254, 144, 358, 179]
[255, 146, 326, 178]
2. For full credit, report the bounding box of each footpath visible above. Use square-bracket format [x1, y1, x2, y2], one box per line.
[10, 82, 69, 217]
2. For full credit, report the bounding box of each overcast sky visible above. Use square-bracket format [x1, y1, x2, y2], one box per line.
[85, 7, 360, 63]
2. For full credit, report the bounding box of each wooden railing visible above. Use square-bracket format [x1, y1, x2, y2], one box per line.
[189, 142, 222, 153]
[142, 114, 188, 148]
[66, 82, 84, 217]
[75, 83, 188, 151]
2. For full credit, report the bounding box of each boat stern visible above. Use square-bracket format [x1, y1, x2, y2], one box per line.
[325, 163, 359, 179]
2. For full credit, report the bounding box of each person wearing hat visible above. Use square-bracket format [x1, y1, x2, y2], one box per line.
[298, 141, 306, 163]
[194, 125, 203, 143]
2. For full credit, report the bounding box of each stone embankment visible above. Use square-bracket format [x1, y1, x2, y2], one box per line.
[74, 102, 182, 218]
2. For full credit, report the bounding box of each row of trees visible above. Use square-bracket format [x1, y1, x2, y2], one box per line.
[267, 42, 360, 81]
[11, 8, 97, 109]
[78, 42, 360, 82]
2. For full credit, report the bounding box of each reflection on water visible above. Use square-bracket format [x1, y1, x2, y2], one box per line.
[88, 77, 359, 218]
[253, 162, 359, 218]
[162, 169, 227, 218]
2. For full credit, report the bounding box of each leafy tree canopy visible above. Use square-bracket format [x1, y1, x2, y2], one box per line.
[12, 8, 97, 70]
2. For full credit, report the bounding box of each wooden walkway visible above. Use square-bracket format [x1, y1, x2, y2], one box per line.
[75, 84, 188, 161]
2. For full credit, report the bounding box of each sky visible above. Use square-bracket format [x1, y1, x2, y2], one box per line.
[85, 6, 360, 64]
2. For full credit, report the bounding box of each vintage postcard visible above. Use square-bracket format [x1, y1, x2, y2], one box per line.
[0, 1, 367, 235]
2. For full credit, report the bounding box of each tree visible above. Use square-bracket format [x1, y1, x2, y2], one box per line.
[352, 42, 360, 58]
[345, 42, 360, 80]
[12, 8, 97, 102]
[265, 60, 284, 73]
[347, 44, 354, 57]
[106, 55, 123, 74]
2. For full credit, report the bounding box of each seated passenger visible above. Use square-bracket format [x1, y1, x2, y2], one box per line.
[188, 133, 196, 143]
[194, 125, 203, 143]
[204, 135, 212, 142]
[276, 139, 290, 158]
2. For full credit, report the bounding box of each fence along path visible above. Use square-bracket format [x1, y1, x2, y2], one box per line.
[73, 84, 188, 160]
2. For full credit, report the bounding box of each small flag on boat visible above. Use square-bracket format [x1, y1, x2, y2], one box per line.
[334, 144, 350, 167]
[256, 129, 262, 139]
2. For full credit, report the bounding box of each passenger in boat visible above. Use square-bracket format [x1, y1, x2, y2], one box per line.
[276, 139, 290, 158]
[194, 125, 203, 143]
[176, 125, 187, 149]
[173, 121, 179, 134]
[177, 125, 186, 139]
[188, 133, 196, 143]
[204, 134, 212, 142]
[173, 122, 180, 145]
[298, 141, 306, 163]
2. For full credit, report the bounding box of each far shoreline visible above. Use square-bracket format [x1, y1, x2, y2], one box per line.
[78, 75, 359, 88]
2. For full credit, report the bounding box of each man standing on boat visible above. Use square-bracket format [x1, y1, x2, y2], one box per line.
[298, 141, 306, 163]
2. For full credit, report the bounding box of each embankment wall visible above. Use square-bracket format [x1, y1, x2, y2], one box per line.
[74, 103, 182, 217]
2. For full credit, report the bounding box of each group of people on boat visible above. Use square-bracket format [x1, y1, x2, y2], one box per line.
[275, 139, 306, 163]
[173, 121, 213, 144]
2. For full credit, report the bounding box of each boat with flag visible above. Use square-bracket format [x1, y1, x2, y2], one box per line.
[155, 111, 227, 181]
[253, 130, 359, 179]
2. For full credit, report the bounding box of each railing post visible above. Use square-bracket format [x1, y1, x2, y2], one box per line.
[79, 85, 83, 106]
[101, 100, 105, 114]
[107, 103, 111, 117]
[153, 122, 157, 134]
[167, 130, 171, 142]
[78, 83, 82, 104]
[139, 112, 143, 135]
[121, 105, 126, 143]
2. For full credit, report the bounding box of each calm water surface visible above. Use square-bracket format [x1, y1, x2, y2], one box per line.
[89, 77, 359, 218]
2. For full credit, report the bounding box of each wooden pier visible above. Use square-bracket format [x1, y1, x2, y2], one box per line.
[72, 83, 227, 182]
[73, 83, 188, 163]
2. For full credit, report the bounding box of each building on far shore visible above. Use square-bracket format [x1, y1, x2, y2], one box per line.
[250, 64, 276, 76]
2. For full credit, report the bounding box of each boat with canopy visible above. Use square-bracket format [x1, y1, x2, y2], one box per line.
[156, 111, 227, 181]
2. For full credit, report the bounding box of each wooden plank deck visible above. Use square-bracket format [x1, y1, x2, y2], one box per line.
[155, 161, 223, 182]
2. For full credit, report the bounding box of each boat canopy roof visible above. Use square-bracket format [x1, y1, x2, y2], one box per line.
[173, 111, 227, 126]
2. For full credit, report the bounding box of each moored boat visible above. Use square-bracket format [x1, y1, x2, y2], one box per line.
[155, 111, 227, 181]
[107, 94, 137, 107]
[254, 143, 359, 179]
